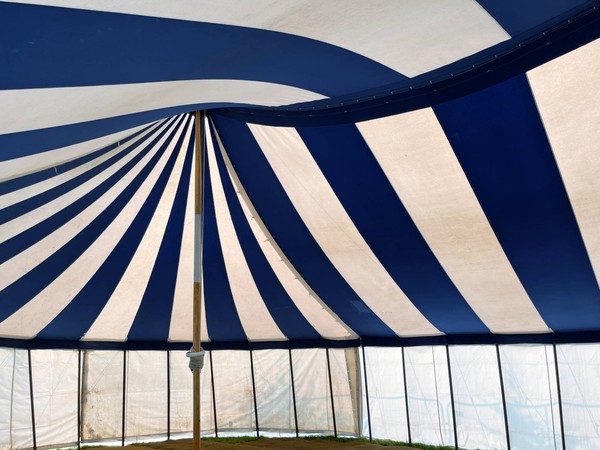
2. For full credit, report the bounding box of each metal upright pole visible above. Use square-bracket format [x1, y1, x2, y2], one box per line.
[27, 349, 37, 450]
[122, 350, 126, 446]
[496, 345, 511, 450]
[361, 344, 372, 441]
[193, 111, 206, 450]
[209, 350, 218, 437]
[167, 350, 171, 440]
[401, 347, 412, 444]
[77, 349, 81, 449]
[553, 344, 567, 450]
[289, 349, 299, 437]
[249, 350, 260, 437]
[446, 346, 458, 450]
[326, 348, 338, 437]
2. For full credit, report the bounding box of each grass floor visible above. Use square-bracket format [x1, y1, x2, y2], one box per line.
[106, 436, 456, 450]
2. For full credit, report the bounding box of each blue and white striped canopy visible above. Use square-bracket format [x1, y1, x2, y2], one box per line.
[1, 1, 600, 349]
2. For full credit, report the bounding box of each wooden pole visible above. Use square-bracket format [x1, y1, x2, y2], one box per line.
[193, 111, 205, 450]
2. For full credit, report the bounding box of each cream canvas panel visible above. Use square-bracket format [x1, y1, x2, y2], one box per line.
[0, 119, 175, 296]
[84, 117, 192, 341]
[211, 350, 255, 432]
[30, 350, 78, 447]
[450, 345, 505, 449]
[499, 345, 562, 449]
[10, 0, 510, 77]
[357, 109, 549, 334]
[291, 348, 334, 433]
[125, 351, 168, 437]
[252, 350, 294, 432]
[249, 124, 439, 337]
[206, 125, 285, 342]
[528, 38, 600, 289]
[0, 120, 167, 248]
[212, 124, 355, 341]
[362, 347, 409, 442]
[0, 118, 185, 339]
[0, 80, 326, 136]
[404, 346, 454, 447]
[0, 123, 150, 183]
[81, 351, 123, 440]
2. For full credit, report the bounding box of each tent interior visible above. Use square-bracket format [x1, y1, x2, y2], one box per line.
[2, 1, 600, 449]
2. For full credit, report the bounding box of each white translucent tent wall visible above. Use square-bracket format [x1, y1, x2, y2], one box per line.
[3, 345, 600, 449]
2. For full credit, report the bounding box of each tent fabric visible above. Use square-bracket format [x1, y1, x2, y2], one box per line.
[4, 344, 600, 450]
[2, 0, 600, 150]
[1, 2, 600, 350]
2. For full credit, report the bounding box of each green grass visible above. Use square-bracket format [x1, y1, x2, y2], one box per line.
[76, 436, 456, 450]
[202, 435, 455, 449]
[301, 436, 453, 449]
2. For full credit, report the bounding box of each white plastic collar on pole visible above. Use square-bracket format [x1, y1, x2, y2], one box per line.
[186, 347, 205, 371]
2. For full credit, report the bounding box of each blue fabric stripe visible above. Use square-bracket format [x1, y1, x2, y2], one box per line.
[37, 117, 193, 341]
[0, 117, 180, 265]
[434, 75, 600, 332]
[215, 7, 600, 127]
[210, 122, 321, 340]
[476, 0, 591, 36]
[211, 114, 396, 339]
[0, 120, 171, 226]
[202, 135, 247, 342]
[0, 122, 154, 196]
[297, 125, 488, 334]
[126, 120, 195, 342]
[0, 116, 187, 323]
[0, 105, 198, 162]
[9, 329, 600, 350]
[4, 329, 600, 350]
[0, 3, 403, 96]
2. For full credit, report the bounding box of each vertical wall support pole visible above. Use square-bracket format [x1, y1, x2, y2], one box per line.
[209, 350, 218, 437]
[122, 350, 127, 447]
[193, 110, 206, 450]
[446, 346, 458, 450]
[326, 348, 338, 437]
[27, 349, 37, 450]
[288, 349, 299, 437]
[249, 349, 260, 437]
[496, 345, 511, 450]
[553, 344, 567, 450]
[167, 350, 171, 440]
[401, 347, 412, 444]
[361, 344, 372, 441]
[77, 349, 81, 449]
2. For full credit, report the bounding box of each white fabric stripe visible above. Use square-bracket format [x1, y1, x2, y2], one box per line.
[0, 123, 150, 183]
[357, 109, 549, 333]
[169, 143, 209, 342]
[212, 123, 355, 340]
[0, 119, 171, 245]
[528, 38, 600, 288]
[11, 0, 509, 77]
[0, 118, 186, 339]
[0, 120, 162, 212]
[83, 116, 192, 341]
[0, 80, 326, 136]
[206, 123, 286, 341]
[0, 118, 179, 293]
[248, 124, 439, 337]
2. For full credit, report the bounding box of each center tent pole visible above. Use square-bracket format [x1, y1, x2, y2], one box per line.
[187, 110, 206, 450]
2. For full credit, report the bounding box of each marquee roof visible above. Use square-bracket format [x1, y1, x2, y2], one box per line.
[1, 1, 600, 349]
